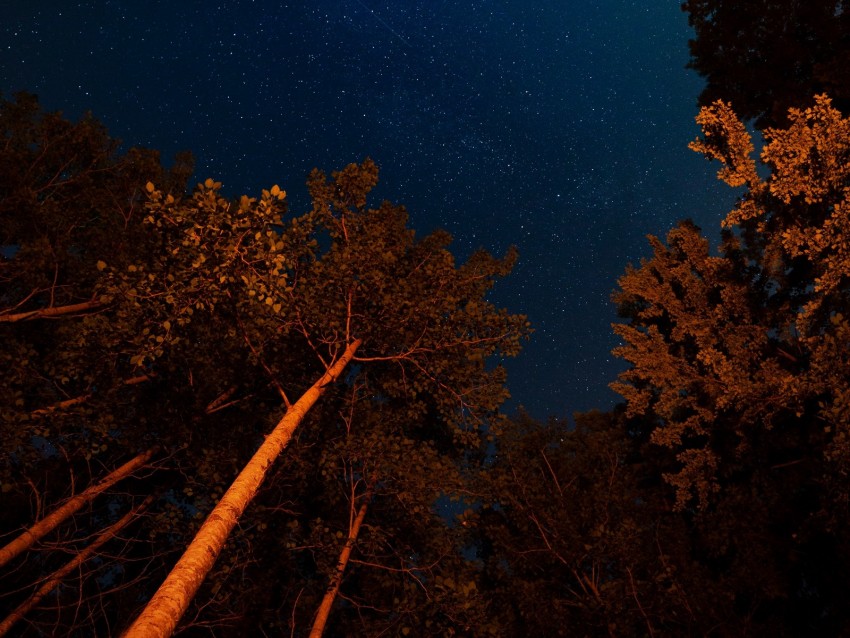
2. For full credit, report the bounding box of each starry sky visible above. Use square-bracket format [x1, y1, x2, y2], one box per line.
[2, 1, 732, 418]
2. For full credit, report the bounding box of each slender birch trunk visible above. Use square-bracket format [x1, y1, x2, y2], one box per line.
[309, 493, 371, 638]
[28, 373, 153, 418]
[0, 299, 104, 322]
[123, 339, 361, 638]
[0, 447, 159, 569]
[0, 494, 155, 637]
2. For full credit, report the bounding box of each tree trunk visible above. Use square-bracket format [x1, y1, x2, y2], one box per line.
[0, 299, 104, 322]
[0, 447, 159, 569]
[123, 339, 361, 638]
[0, 494, 154, 637]
[28, 373, 153, 417]
[309, 493, 371, 638]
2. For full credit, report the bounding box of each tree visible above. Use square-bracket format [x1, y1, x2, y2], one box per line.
[123, 340, 361, 638]
[124, 159, 527, 636]
[1, 98, 526, 636]
[611, 95, 850, 633]
[308, 487, 371, 638]
[0, 495, 154, 637]
[299, 401, 495, 636]
[0, 446, 158, 568]
[475, 409, 719, 637]
[683, 0, 850, 128]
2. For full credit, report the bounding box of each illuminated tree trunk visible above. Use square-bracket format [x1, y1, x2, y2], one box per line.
[0, 299, 104, 322]
[309, 493, 371, 638]
[123, 339, 361, 638]
[0, 494, 154, 637]
[0, 447, 159, 569]
[27, 373, 153, 418]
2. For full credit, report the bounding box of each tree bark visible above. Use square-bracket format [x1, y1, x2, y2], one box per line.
[0, 494, 154, 637]
[0, 447, 159, 569]
[123, 339, 361, 638]
[308, 493, 371, 638]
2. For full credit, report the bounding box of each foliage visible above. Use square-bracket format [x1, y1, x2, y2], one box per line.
[610, 95, 850, 632]
[683, 0, 850, 127]
[0, 91, 193, 509]
[476, 410, 712, 636]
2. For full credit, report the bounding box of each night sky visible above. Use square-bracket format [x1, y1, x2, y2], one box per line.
[2, 1, 732, 418]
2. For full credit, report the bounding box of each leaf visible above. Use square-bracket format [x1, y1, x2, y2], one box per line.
[97, 260, 107, 271]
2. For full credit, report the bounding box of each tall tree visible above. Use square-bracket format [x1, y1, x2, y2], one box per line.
[124, 159, 527, 636]
[611, 95, 850, 633]
[1, 99, 526, 636]
[0, 495, 155, 637]
[0, 446, 158, 568]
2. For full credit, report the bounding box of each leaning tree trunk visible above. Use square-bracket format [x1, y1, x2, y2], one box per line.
[0, 299, 104, 322]
[123, 339, 361, 638]
[0, 494, 155, 637]
[0, 446, 159, 569]
[309, 492, 371, 638]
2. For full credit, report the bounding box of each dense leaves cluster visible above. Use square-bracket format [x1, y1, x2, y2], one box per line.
[607, 94, 850, 633]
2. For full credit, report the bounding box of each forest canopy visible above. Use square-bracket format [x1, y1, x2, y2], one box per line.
[4, 4, 850, 631]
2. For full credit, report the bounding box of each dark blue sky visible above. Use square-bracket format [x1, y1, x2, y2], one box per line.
[2, 1, 732, 418]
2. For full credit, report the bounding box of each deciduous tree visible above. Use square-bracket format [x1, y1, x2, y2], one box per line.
[124, 159, 527, 636]
[611, 94, 850, 632]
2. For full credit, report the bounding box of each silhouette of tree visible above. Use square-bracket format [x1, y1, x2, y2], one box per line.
[684, 0, 850, 127]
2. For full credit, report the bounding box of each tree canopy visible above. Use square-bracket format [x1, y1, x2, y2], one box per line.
[0, 94, 528, 636]
[607, 94, 850, 633]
